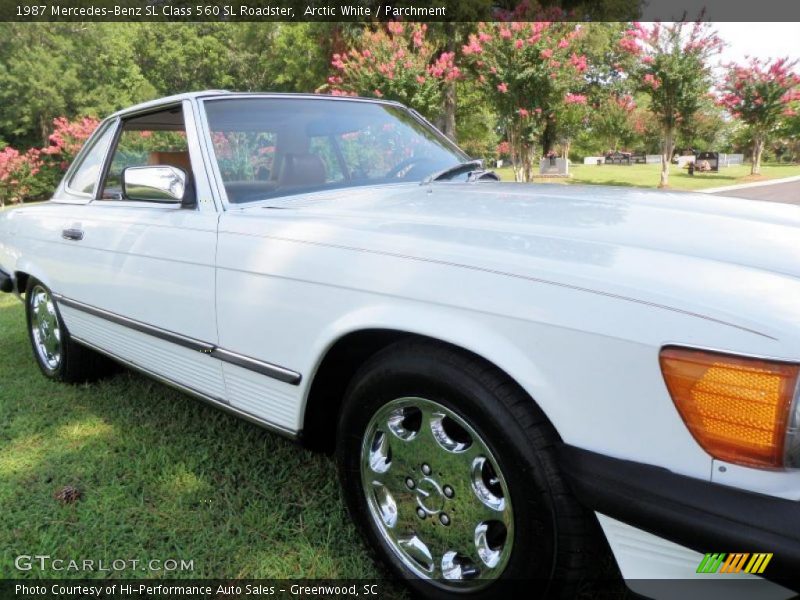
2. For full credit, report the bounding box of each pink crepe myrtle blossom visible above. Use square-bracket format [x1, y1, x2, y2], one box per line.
[321, 22, 460, 124]
[564, 93, 588, 105]
[643, 73, 661, 89]
[462, 37, 483, 55]
[42, 116, 100, 160]
[0, 146, 44, 205]
[569, 53, 587, 72]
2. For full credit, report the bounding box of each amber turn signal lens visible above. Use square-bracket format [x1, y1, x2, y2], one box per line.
[660, 347, 800, 468]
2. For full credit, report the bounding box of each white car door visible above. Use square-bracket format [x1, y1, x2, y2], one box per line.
[52, 100, 226, 402]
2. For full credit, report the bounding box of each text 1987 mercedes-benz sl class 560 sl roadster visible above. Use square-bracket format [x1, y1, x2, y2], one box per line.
[1, 91, 799, 599]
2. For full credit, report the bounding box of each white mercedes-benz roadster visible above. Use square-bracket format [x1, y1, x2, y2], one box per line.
[1, 91, 799, 599]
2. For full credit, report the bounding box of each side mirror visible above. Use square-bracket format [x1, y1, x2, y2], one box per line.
[123, 166, 187, 204]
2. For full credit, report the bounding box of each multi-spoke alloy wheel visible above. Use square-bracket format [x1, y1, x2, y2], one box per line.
[25, 278, 110, 383]
[361, 397, 513, 588]
[337, 341, 604, 599]
[29, 284, 62, 371]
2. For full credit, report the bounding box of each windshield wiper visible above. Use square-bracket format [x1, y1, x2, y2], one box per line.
[423, 160, 499, 184]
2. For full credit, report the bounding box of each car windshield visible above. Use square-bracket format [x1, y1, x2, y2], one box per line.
[203, 97, 468, 204]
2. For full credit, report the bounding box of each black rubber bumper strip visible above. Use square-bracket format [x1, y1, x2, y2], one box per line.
[558, 444, 800, 590]
[0, 268, 12, 293]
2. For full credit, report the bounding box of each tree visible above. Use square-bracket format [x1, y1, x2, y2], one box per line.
[0, 24, 154, 147]
[0, 146, 42, 207]
[590, 93, 638, 153]
[718, 57, 800, 174]
[619, 21, 722, 187]
[557, 93, 590, 158]
[322, 23, 461, 127]
[225, 23, 348, 93]
[461, 22, 587, 181]
[0, 116, 99, 206]
[677, 96, 731, 153]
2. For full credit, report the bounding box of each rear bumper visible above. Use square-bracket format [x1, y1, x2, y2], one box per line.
[558, 445, 800, 590]
[0, 267, 13, 293]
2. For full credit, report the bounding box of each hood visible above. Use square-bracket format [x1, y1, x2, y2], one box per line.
[228, 182, 800, 340]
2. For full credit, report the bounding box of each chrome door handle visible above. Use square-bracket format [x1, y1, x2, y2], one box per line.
[62, 228, 84, 241]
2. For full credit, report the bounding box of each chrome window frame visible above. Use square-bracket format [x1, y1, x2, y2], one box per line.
[86, 100, 221, 213]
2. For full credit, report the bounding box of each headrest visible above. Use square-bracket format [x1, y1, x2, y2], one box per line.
[278, 153, 327, 188]
[148, 151, 191, 172]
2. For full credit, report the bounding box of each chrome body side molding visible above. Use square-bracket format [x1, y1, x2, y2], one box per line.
[70, 334, 298, 440]
[54, 294, 302, 386]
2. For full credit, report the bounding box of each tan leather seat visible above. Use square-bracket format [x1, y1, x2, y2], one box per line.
[278, 154, 327, 187]
[148, 151, 191, 172]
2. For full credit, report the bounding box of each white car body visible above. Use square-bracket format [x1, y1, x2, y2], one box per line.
[1, 92, 797, 597]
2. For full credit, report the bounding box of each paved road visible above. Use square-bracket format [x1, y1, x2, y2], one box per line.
[712, 180, 800, 204]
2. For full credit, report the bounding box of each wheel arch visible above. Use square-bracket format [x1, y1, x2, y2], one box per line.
[14, 270, 31, 295]
[13, 259, 52, 297]
[301, 311, 555, 453]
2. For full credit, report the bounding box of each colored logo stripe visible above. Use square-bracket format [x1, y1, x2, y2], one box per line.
[697, 553, 726, 573]
[745, 553, 773, 574]
[720, 553, 749, 573]
[696, 553, 773, 574]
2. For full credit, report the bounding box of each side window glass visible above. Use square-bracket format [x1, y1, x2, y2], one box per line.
[100, 108, 188, 200]
[67, 123, 115, 196]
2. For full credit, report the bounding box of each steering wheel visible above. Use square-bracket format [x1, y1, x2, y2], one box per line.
[385, 156, 429, 179]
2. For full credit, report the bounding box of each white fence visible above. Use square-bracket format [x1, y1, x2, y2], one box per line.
[720, 153, 744, 166]
[580, 153, 745, 167]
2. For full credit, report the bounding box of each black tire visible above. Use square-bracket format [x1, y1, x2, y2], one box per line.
[336, 339, 605, 599]
[25, 278, 113, 383]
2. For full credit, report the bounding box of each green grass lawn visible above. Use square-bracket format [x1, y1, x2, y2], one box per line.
[495, 162, 800, 191]
[0, 293, 403, 589]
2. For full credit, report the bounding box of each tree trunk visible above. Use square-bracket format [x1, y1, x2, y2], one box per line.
[440, 26, 457, 142]
[751, 136, 764, 175]
[660, 125, 674, 188]
[522, 143, 533, 182]
[442, 81, 457, 142]
[541, 120, 556, 156]
[563, 140, 571, 161]
[40, 114, 50, 147]
[508, 126, 523, 182]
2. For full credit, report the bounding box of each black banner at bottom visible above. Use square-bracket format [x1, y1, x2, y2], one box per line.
[1, 578, 797, 600]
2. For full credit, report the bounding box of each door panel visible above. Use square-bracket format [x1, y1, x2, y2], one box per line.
[47, 101, 224, 398]
[55, 205, 219, 343]
[53, 204, 223, 396]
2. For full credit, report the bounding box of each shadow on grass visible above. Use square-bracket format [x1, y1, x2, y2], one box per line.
[0, 299, 627, 597]
[0, 297, 391, 582]
[567, 179, 639, 188]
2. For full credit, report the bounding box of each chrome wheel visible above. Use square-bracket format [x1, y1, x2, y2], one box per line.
[360, 397, 514, 589]
[30, 285, 62, 371]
